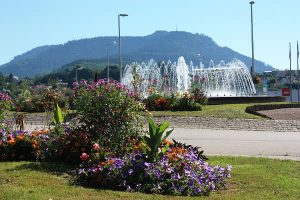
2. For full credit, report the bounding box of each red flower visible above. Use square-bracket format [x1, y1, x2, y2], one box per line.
[93, 143, 100, 150]
[80, 153, 89, 161]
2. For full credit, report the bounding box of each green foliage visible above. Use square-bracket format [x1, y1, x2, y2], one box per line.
[0, 130, 46, 161]
[144, 89, 207, 111]
[53, 103, 64, 124]
[15, 85, 69, 112]
[142, 117, 173, 162]
[0, 93, 13, 126]
[39, 125, 92, 164]
[143, 93, 172, 111]
[171, 93, 203, 111]
[73, 79, 144, 154]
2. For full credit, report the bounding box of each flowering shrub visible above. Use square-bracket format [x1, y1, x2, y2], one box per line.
[143, 94, 172, 111]
[15, 85, 68, 112]
[73, 79, 144, 154]
[144, 91, 207, 111]
[0, 129, 48, 161]
[0, 92, 13, 122]
[39, 124, 93, 164]
[77, 145, 231, 196]
[171, 92, 203, 111]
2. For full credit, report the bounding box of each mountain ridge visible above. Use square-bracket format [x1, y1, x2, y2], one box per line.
[0, 31, 273, 77]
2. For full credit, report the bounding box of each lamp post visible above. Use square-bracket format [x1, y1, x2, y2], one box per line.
[250, 1, 255, 76]
[118, 13, 128, 83]
[297, 41, 299, 102]
[107, 41, 117, 80]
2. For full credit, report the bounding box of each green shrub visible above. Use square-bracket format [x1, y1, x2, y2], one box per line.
[73, 79, 144, 154]
[0, 129, 47, 161]
[143, 93, 173, 111]
[15, 85, 69, 112]
[39, 124, 92, 164]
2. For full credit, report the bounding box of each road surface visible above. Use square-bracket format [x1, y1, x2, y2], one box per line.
[171, 128, 300, 161]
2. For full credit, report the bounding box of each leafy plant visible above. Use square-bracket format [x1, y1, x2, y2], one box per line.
[171, 139, 208, 161]
[15, 85, 69, 112]
[73, 79, 143, 154]
[142, 117, 173, 162]
[0, 129, 48, 161]
[53, 103, 64, 124]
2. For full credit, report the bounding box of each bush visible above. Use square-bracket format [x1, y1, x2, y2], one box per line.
[0, 129, 48, 161]
[15, 85, 69, 112]
[73, 79, 144, 154]
[143, 94, 172, 111]
[171, 93, 202, 111]
[143, 89, 207, 111]
[0, 92, 13, 122]
[39, 124, 93, 164]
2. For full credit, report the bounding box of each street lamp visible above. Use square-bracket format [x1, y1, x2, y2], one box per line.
[249, 1, 255, 76]
[118, 13, 128, 82]
[107, 41, 117, 80]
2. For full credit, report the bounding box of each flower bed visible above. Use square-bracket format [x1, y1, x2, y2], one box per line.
[144, 87, 207, 111]
[0, 129, 48, 161]
[76, 118, 231, 196]
[0, 79, 231, 197]
[77, 142, 231, 196]
[15, 85, 69, 112]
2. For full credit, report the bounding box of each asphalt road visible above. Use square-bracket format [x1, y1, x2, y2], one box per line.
[23, 124, 300, 161]
[171, 128, 300, 161]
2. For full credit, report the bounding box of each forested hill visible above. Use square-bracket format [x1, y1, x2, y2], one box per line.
[0, 31, 273, 77]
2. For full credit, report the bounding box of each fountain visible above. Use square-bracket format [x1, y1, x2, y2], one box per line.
[122, 57, 256, 98]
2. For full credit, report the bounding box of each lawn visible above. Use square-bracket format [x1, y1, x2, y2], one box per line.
[151, 104, 263, 119]
[0, 156, 299, 200]
[7, 102, 295, 120]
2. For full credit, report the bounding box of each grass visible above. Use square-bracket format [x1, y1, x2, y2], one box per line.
[151, 104, 264, 119]
[0, 157, 299, 200]
[6, 102, 296, 120]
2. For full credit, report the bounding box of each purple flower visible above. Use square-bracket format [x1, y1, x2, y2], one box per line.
[128, 169, 134, 175]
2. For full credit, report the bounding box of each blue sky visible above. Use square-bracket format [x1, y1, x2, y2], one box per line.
[0, 0, 299, 70]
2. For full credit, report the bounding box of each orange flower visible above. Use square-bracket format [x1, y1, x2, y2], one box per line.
[108, 159, 115, 164]
[41, 129, 49, 134]
[16, 135, 25, 141]
[163, 139, 173, 146]
[7, 139, 16, 145]
[31, 140, 38, 145]
[32, 144, 37, 149]
[133, 145, 141, 151]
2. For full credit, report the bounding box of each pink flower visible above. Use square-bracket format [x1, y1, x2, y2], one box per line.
[93, 143, 100, 150]
[80, 153, 89, 161]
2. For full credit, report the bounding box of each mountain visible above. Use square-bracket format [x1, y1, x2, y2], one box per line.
[0, 31, 273, 77]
